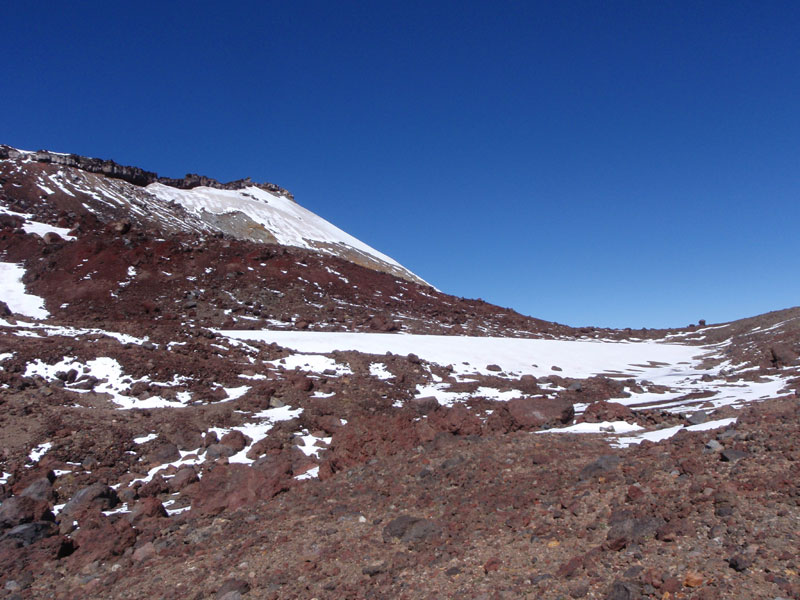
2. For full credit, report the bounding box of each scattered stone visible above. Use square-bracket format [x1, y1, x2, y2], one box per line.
[191, 461, 291, 516]
[557, 556, 583, 578]
[483, 557, 501, 573]
[410, 396, 439, 413]
[579, 455, 621, 480]
[605, 580, 640, 600]
[382, 515, 441, 545]
[728, 554, 753, 572]
[20, 478, 54, 502]
[216, 579, 250, 598]
[0, 496, 53, 528]
[147, 442, 181, 464]
[683, 572, 704, 587]
[583, 401, 633, 423]
[219, 430, 250, 453]
[362, 562, 385, 577]
[507, 396, 574, 429]
[606, 510, 664, 545]
[168, 467, 199, 492]
[206, 444, 237, 460]
[72, 513, 137, 564]
[132, 541, 156, 563]
[687, 411, 709, 425]
[138, 474, 170, 498]
[2, 521, 58, 546]
[127, 498, 167, 524]
[721, 449, 748, 462]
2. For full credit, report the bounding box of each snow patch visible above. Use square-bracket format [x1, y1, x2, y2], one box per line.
[28, 442, 52, 465]
[269, 353, 352, 376]
[369, 363, 393, 380]
[613, 417, 738, 448]
[0, 262, 49, 319]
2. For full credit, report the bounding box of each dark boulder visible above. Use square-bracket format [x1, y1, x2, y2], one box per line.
[0, 496, 54, 529]
[60, 483, 118, 518]
[2, 521, 58, 546]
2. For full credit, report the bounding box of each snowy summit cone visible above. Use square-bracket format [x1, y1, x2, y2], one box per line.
[0, 145, 426, 285]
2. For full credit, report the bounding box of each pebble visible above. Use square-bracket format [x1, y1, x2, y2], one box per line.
[683, 572, 704, 587]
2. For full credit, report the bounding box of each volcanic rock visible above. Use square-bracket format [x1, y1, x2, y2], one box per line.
[190, 461, 292, 516]
[507, 396, 574, 429]
[582, 401, 634, 423]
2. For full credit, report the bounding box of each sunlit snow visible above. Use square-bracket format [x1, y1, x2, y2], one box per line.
[146, 183, 424, 283]
[219, 330, 706, 380]
[0, 262, 49, 319]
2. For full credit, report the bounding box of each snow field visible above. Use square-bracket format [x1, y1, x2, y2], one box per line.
[218, 330, 707, 381]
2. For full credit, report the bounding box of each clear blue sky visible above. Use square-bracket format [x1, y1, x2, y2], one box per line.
[3, 1, 799, 328]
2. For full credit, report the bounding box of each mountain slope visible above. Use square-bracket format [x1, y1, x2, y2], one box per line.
[0, 145, 425, 285]
[0, 144, 799, 599]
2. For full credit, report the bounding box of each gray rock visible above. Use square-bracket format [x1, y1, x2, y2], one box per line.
[579, 455, 622, 480]
[205, 444, 237, 460]
[410, 396, 439, 414]
[606, 512, 664, 544]
[382, 515, 441, 544]
[61, 483, 118, 517]
[705, 439, 723, 451]
[0, 496, 53, 528]
[147, 442, 181, 464]
[2, 521, 58, 546]
[605, 580, 641, 600]
[721, 449, 748, 462]
[20, 478, 54, 502]
[686, 411, 708, 425]
[216, 578, 250, 598]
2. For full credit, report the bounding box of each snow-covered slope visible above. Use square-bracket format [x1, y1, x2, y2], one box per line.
[145, 183, 426, 285]
[0, 145, 427, 285]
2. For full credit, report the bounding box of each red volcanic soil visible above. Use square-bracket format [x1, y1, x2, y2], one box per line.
[1, 149, 799, 599]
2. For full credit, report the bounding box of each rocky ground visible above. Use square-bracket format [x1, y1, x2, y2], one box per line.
[1, 148, 799, 599]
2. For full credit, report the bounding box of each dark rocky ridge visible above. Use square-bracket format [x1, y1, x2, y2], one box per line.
[0, 145, 293, 200]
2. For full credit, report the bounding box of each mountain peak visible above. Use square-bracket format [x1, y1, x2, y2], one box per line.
[0, 144, 426, 284]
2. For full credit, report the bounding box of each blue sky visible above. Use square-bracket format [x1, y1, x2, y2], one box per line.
[3, 1, 799, 328]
